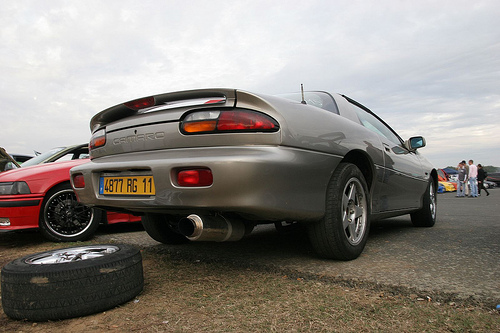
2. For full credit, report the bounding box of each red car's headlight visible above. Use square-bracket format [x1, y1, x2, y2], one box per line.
[0, 181, 31, 195]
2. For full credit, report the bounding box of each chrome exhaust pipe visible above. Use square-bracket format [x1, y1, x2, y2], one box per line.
[178, 214, 246, 242]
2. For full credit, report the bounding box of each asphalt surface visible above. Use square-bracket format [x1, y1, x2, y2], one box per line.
[91, 188, 500, 307]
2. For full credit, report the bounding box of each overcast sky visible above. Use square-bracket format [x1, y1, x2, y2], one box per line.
[2, 0, 499, 168]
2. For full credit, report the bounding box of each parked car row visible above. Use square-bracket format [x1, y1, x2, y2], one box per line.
[486, 173, 500, 186]
[0, 144, 140, 242]
[437, 167, 497, 193]
[437, 168, 456, 193]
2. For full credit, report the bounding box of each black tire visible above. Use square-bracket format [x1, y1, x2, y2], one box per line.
[308, 163, 370, 260]
[141, 213, 189, 244]
[1, 244, 143, 321]
[410, 179, 437, 227]
[39, 182, 104, 242]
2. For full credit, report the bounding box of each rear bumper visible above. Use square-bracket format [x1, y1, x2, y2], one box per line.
[70, 146, 341, 221]
[0, 195, 43, 230]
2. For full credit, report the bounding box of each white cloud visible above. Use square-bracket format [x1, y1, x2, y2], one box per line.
[1, 0, 499, 168]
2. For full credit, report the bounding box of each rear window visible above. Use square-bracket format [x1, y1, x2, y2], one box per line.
[277, 92, 339, 114]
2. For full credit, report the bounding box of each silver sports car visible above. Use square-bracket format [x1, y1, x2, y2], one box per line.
[70, 88, 437, 260]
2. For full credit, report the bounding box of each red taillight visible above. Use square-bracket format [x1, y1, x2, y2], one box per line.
[72, 174, 85, 189]
[204, 99, 225, 104]
[177, 169, 213, 187]
[217, 111, 276, 131]
[124, 96, 155, 110]
[181, 110, 279, 134]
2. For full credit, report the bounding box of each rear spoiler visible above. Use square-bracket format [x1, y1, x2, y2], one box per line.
[90, 89, 237, 132]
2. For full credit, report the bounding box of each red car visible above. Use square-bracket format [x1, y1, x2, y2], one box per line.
[0, 158, 140, 242]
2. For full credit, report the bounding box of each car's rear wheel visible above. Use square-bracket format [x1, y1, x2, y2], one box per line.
[308, 163, 370, 260]
[410, 179, 437, 227]
[1, 244, 143, 321]
[141, 213, 189, 244]
[39, 183, 103, 242]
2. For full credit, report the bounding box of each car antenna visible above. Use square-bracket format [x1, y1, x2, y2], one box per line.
[300, 84, 307, 104]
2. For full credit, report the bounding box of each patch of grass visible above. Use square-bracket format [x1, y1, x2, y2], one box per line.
[0, 239, 498, 332]
[104, 251, 498, 332]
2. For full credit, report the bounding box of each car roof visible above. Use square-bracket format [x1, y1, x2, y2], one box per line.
[21, 143, 88, 167]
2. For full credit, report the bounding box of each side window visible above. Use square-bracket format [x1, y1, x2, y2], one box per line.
[352, 106, 401, 145]
[277, 92, 339, 114]
[53, 149, 89, 163]
[55, 153, 75, 162]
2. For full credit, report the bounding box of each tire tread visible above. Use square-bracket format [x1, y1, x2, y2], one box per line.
[1, 244, 143, 321]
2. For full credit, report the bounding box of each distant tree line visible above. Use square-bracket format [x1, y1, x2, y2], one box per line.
[445, 165, 499, 173]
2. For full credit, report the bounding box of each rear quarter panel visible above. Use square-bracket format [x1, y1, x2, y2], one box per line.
[237, 91, 385, 167]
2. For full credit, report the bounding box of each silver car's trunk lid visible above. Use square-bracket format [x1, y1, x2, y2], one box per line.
[89, 89, 281, 159]
[91, 89, 237, 132]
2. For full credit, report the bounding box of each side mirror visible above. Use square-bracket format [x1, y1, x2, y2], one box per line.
[405, 136, 426, 152]
[4, 162, 16, 171]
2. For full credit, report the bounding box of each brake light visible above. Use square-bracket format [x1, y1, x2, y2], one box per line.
[204, 99, 225, 104]
[217, 111, 276, 131]
[72, 174, 85, 188]
[177, 169, 213, 187]
[181, 109, 279, 134]
[124, 96, 155, 110]
[90, 129, 106, 150]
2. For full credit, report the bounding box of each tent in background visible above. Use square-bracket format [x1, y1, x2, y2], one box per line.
[442, 167, 457, 175]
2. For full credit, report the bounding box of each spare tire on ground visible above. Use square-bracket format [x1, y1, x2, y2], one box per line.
[1, 244, 143, 321]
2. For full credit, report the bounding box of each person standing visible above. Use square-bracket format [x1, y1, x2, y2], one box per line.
[456, 161, 467, 197]
[468, 160, 478, 198]
[477, 164, 490, 196]
[462, 160, 470, 196]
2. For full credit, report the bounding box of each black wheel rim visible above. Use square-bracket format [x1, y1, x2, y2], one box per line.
[44, 189, 94, 238]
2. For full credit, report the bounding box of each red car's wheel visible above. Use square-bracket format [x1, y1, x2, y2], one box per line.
[39, 183, 103, 242]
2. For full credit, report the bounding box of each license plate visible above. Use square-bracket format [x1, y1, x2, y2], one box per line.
[99, 176, 155, 195]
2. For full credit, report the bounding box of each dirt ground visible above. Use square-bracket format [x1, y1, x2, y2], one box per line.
[0, 228, 498, 332]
